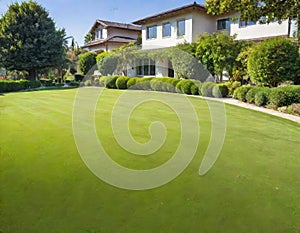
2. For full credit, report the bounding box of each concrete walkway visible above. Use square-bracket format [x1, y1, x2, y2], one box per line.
[197, 96, 300, 124]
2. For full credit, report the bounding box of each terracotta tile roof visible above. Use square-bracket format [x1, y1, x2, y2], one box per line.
[89, 20, 141, 33]
[132, 2, 206, 25]
[82, 36, 137, 48]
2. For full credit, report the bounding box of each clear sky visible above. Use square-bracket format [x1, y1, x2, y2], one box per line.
[0, 0, 206, 46]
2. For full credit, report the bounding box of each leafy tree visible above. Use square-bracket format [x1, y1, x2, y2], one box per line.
[248, 37, 300, 87]
[195, 33, 247, 82]
[84, 33, 93, 44]
[206, 0, 300, 40]
[78, 52, 97, 75]
[176, 42, 198, 57]
[0, 1, 65, 80]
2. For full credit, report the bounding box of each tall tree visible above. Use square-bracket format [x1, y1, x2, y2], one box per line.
[206, 0, 300, 40]
[195, 33, 247, 82]
[0, 1, 65, 80]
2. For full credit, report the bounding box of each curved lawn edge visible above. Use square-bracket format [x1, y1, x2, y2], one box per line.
[192, 96, 300, 124]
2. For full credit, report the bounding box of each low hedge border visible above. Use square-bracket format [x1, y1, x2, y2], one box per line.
[233, 85, 300, 109]
[95, 76, 229, 98]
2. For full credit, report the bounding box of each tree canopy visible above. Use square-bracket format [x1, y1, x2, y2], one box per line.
[206, 0, 299, 22]
[0, 0, 66, 79]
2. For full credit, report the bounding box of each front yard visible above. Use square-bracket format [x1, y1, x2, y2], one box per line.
[1, 88, 300, 233]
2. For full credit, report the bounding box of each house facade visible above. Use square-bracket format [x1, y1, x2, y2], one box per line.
[129, 2, 298, 77]
[82, 20, 141, 52]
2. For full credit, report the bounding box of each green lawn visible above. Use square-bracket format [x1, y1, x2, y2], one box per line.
[1, 88, 300, 233]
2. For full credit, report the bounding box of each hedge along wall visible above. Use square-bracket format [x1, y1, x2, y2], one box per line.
[93, 76, 229, 98]
[0, 80, 41, 92]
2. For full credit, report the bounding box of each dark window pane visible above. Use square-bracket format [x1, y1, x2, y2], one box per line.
[177, 20, 185, 36]
[217, 18, 230, 30]
[147, 25, 157, 39]
[163, 23, 171, 37]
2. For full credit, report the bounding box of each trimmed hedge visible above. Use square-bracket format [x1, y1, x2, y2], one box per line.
[212, 84, 229, 98]
[116, 76, 129, 89]
[233, 86, 253, 102]
[0, 80, 42, 92]
[268, 86, 300, 108]
[233, 85, 300, 108]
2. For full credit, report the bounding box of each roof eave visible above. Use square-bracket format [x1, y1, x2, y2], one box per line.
[132, 3, 206, 25]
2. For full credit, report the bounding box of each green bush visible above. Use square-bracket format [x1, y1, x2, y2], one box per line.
[78, 52, 97, 75]
[248, 37, 300, 87]
[84, 80, 92, 87]
[0, 80, 29, 92]
[201, 82, 216, 97]
[175, 80, 184, 93]
[104, 76, 118, 89]
[245, 87, 264, 103]
[69, 81, 80, 87]
[135, 78, 153, 90]
[213, 84, 229, 98]
[116, 76, 129, 89]
[268, 86, 300, 108]
[255, 89, 270, 106]
[127, 78, 138, 89]
[181, 80, 194, 95]
[233, 86, 252, 102]
[40, 79, 53, 87]
[150, 79, 163, 92]
[225, 81, 241, 95]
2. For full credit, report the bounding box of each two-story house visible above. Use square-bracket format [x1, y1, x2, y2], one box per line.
[82, 20, 141, 52]
[129, 2, 298, 77]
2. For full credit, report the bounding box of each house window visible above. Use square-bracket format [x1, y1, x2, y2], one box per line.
[96, 29, 103, 39]
[217, 18, 230, 30]
[163, 23, 171, 37]
[177, 19, 185, 36]
[137, 59, 156, 76]
[240, 20, 257, 28]
[146, 25, 157, 39]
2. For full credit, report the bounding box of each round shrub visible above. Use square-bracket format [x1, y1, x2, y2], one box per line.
[104, 76, 118, 89]
[191, 84, 199, 95]
[78, 52, 97, 75]
[245, 87, 264, 103]
[175, 80, 184, 93]
[268, 86, 300, 108]
[248, 37, 300, 87]
[136, 78, 153, 90]
[181, 80, 194, 95]
[225, 81, 241, 96]
[127, 78, 138, 89]
[150, 79, 163, 92]
[213, 84, 229, 98]
[233, 86, 252, 102]
[254, 89, 270, 106]
[201, 82, 216, 97]
[116, 76, 129, 89]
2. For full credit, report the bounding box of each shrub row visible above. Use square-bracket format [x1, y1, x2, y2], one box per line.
[92, 76, 229, 98]
[0, 80, 41, 92]
[233, 85, 300, 108]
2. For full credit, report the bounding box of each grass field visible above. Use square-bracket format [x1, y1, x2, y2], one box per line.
[1, 88, 300, 233]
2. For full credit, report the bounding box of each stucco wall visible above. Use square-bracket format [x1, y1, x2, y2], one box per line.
[191, 12, 217, 42]
[107, 28, 140, 39]
[141, 13, 193, 50]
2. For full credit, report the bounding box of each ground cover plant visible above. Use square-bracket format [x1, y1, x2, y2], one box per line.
[1, 88, 300, 233]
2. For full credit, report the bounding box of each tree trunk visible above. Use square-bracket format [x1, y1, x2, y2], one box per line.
[28, 69, 37, 80]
